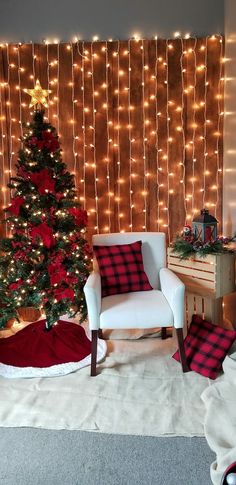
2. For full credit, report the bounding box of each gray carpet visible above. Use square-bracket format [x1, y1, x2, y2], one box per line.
[0, 428, 215, 485]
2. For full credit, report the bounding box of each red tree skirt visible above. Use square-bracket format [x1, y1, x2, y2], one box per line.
[0, 320, 107, 378]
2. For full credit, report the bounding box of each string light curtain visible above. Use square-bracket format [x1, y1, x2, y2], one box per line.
[0, 36, 224, 242]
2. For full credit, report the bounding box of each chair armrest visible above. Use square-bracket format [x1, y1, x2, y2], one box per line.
[83, 271, 101, 330]
[159, 268, 185, 329]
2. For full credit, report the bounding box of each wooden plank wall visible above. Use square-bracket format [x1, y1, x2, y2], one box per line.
[0, 37, 224, 243]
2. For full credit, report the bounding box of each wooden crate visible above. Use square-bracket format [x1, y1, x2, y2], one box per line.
[167, 249, 235, 299]
[184, 292, 223, 327]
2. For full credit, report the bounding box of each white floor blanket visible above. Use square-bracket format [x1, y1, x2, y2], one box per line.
[201, 349, 236, 485]
[0, 333, 210, 437]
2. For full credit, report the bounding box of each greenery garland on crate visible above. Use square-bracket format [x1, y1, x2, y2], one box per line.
[171, 233, 235, 260]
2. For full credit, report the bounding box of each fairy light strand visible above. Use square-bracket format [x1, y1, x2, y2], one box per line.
[180, 38, 187, 221]
[81, 42, 86, 209]
[91, 42, 99, 232]
[191, 38, 197, 217]
[17, 44, 23, 139]
[165, 40, 170, 242]
[71, 42, 77, 187]
[215, 35, 223, 219]
[202, 37, 208, 207]
[46, 43, 50, 120]
[0, 76, 7, 221]
[116, 41, 121, 232]
[128, 39, 133, 231]
[31, 42, 36, 84]
[155, 38, 160, 231]
[141, 39, 147, 231]
[56, 43, 60, 134]
[105, 41, 111, 231]
[6, 46, 13, 170]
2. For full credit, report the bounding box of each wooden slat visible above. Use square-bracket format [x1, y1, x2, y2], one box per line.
[109, 40, 120, 233]
[215, 253, 235, 296]
[168, 262, 215, 281]
[168, 38, 187, 238]
[93, 41, 110, 233]
[175, 273, 215, 288]
[83, 41, 97, 237]
[203, 37, 221, 215]
[58, 43, 73, 173]
[180, 274, 215, 295]
[147, 40, 158, 232]
[155, 39, 168, 240]
[129, 39, 145, 232]
[117, 40, 131, 233]
[167, 255, 216, 272]
[72, 43, 83, 201]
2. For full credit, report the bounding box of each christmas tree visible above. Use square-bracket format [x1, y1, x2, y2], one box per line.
[0, 81, 91, 329]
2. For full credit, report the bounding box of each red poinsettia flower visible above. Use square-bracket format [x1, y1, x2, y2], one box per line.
[8, 196, 25, 216]
[68, 207, 88, 227]
[37, 131, 60, 153]
[28, 136, 38, 147]
[70, 242, 78, 251]
[51, 272, 67, 286]
[14, 250, 30, 262]
[50, 251, 64, 265]
[17, 166, 29, 179]
[30, 222, 55, 249]
[14, 229, 26, 236]
[54, 287, 75, 302]
[9, 279, 24, 291]
[48, 260, 78, 286]
[65, 274, 78, 285]
[29, 168, 55, 195]
[83, 243, 93, 257]
[68, 233, 78, 242]
[48, 262, 67, 286]
[55, 192, 64, 201]
[12, 241, 23, 249]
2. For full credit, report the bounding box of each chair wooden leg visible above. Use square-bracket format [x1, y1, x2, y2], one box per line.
[161, 327, 167, 340]
[176, 328, 189, 373]
[91, 330, 98, 377]
[98, 329, 103, 339]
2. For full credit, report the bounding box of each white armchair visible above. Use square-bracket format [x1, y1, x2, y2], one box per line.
[84, 232, 189, 376]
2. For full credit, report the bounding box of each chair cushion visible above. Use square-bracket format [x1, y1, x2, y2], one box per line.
[172, 315, 236, 380]
[93, 240, 152, 297]
[100, 290, 174, 329]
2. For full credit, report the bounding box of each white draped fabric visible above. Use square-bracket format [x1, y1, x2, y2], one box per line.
[202, 348, 236, 485]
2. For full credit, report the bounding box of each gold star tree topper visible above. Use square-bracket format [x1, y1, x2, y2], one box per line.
[25, 79, 51, 109]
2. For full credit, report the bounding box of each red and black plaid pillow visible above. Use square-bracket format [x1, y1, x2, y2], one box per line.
[93, 240, 153, 297]
[173, 314, 236, 380]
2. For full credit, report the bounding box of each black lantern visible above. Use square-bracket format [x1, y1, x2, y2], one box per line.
[192, 209, 218, 243]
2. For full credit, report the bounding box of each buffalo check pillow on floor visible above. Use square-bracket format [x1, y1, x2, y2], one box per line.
[173, 314, 236, 380]
[93, 240, 153, 297]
